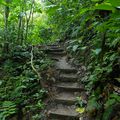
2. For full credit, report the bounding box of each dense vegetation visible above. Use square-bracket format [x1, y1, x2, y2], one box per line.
[0, 0, 120, 120]
[0, 0, 53, 119]
[45, 0, 120, 119]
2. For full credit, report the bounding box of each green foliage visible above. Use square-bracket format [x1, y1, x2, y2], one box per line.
[105, 94, 120, 108]
[44, 0, 120, 119]
[0, 101, 16, 120]
[109, 0, 120, 7]
[0, 45, 52, 119]
[95, 3, 115, 11]
[102, 105, 113, 120]
[0, 0, 51, 45]
[87, 95, 101, 112]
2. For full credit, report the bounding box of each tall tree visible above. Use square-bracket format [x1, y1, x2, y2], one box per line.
[4, 0, 10, 42]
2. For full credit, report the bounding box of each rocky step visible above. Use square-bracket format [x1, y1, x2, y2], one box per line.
[55, 82, 84, 92]
[39, 44, 61, 50]
[49, 55, 66, 61]
[54, 92, 80, 105]
[57, 68, 77, 74]
[48, 105, 79, 120]
[50, 56, 61, 61]
[47, 45, 62, 49]
[55, 56, 74, 69]
[46, 48, 64, 52]
[59, 74, 78, 82]
[48, 51, 66, 56]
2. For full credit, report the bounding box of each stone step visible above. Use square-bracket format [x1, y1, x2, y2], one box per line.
[54, 92, 79, 105]
[47, 45, 62, 49]
[55, 82, 84, 92]
[48, 51, 66, 56]
[50, 57, 61, 61]
[59, 74, 78, 82]
[55, 56, 74, 69]
[39, 45, 61, 50]
[46, 48, 64, 52]
[47, 44, 60, 46]
[57, 68, 77, 74]
[48, 105, 79, 119]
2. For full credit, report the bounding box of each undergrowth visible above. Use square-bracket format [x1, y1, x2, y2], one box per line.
[0, 45, 52, 120]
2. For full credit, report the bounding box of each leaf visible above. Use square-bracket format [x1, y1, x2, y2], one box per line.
[95, 3, 115, 11]
[109, 94, 120, 102]
[105, 99, 116, 108]
[76, 107, 85, 114]
[45, 5, 59, 14]
[80, 8, 90, 15]
[0, 101, 17, 120]
[87, 97, 101, 111]
[72, 45, 79, 52]
[0, 112, 6, 120]
[115, 78, 120, 83]
[92, 48, 101, 55]
[2, 101, 16, 108]
[0, 80, 3, 86]
[80, 46, 87, 51]
[0, 0, 7, 6]
[109, 0, 120, 7]
[91, 0, 100, 2]
[102, 106, 113, 120]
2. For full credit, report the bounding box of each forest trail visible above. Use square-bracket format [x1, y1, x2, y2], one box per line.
[43, 43, 87, 120]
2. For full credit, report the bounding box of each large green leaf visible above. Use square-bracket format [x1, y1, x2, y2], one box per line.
[45, 5, 59, 14]
[102, 106, 113, 120]
[91, 0, 100, 2]
[72, 45, 79, 52]
[92, 48, 101, 55]
[109, 0, 120, 7]
[0, 0, 7, 5]
[95, 3, 115, 11]
[109, 94, 120, 102]
[87, 96, 101, 111]
[105, 99, 116, 108]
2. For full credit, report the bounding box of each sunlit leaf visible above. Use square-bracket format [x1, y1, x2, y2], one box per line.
[72, 45, 79, 52]
[115, 78, 120, 83]
[109, 0, 120, 7]
[80, 46, 87, 51]
[0, 80, 3, 86]
[76, 107, 85, 113]
[91, 0, 100, 2]
[92, 48, 101, 55]
[95, 3, 115, 11]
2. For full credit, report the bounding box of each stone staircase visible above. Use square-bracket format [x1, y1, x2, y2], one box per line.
[44, 44, 84, 120]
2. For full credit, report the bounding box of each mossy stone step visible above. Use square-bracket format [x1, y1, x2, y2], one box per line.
[47, 51, 66, 56]
[59, 73, 78, 82]
[46, 48, 64, 52]
[57, 68, 77, 74]
[55, 82, 84, 92]
[48, 105, 79, 120]
[54, 92, 79, 105]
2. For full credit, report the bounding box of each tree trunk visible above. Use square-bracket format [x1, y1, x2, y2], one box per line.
[4, 0, 10, 42]
[25, 0, 34, 44]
